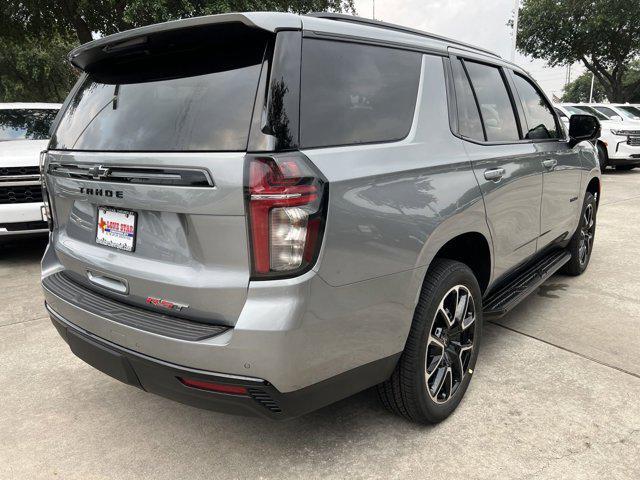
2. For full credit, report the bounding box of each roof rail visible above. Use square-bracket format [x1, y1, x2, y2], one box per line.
[306, 12, 500, 58]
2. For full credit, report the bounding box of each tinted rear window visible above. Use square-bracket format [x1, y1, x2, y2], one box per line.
[0, 109, 58, 141]
[300, 40, 421, 148]
[51, 29, 268, 151]
[464, 61, 519, 142]
[451, 59, 484, 141]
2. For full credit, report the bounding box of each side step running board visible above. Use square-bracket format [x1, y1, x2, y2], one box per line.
[483, 250, 571, 319]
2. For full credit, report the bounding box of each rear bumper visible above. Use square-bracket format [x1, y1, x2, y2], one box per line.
[48, 307, 399, 419]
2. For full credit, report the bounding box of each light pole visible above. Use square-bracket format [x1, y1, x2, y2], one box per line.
[373, 0, 376, 20]
[589, 72, 595, 103]
[511, 0, 520, 62]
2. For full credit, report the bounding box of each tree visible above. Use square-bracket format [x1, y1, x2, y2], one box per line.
[516, 0, 640, 102]
[561, 62, 640, 103]
[561, 72, 607, 103]
[0, 34, 77, 103]
[0, 0, 356, 102]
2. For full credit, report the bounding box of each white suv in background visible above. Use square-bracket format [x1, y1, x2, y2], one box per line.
[556, 104, 640, 171]
[611, 104, 640, 120]
[0, 103, 61, 242]
[590, 103, 640, 122]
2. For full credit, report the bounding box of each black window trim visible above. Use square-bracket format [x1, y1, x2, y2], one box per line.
[445, 54, 567, 146]
[298, 37, 425, 151]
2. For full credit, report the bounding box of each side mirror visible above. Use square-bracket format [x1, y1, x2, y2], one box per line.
[610, 115, 623, 122]
[569, 114, 600, 147]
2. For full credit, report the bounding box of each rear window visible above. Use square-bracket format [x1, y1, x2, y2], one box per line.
[451, 59, 484, 141]
[50, 28, 268, 151]
[0, 109, 58, 141]
[464, 61, 519, 142]
[300, 40, 421, 148]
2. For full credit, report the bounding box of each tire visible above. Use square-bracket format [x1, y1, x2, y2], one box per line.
[561, 192, 597, 276]
[377, 259, 482, 424]
[596, 143, 608, 171]
[615, 165, 635, 171]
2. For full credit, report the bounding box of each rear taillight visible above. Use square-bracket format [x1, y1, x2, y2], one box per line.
[246, 153, 327, 278]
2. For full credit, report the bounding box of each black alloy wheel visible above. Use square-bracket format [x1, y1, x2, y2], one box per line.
[426, 285, 476, 404]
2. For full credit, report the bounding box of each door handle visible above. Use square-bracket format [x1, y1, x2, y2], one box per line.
[484, 168, 505, 182]
[542, 159, 558, 170]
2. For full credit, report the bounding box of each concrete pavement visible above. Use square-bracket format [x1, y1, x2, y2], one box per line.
[1, 171, 639, 480]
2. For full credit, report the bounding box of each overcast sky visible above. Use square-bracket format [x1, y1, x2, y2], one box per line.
[352, 0, 584, 99]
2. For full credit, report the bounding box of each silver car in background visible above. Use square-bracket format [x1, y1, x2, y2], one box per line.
[41, 13, 601, 423]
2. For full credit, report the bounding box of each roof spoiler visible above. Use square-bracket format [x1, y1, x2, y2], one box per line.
[68, 12, 301, 71]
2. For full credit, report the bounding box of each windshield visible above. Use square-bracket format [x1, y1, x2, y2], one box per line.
[615, 106, 640, 119]
[0, 109, 58, 141]
[565, 105, 609, 120]
[618, 106, 640, 117]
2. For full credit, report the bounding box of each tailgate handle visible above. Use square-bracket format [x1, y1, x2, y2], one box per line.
[87, 271, 128, 294]
[484, 168, 505, 182]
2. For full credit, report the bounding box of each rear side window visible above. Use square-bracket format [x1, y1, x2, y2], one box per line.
[512, 74, 559, 139]
[50, 29, 268, 151]
[300, 40, 421, 148]
[464, 61, 520, 142]
[451, 59, 484, 141]
[0, 109, 58, 141]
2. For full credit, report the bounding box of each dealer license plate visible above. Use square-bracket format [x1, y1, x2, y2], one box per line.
[96, 207, 137, 252]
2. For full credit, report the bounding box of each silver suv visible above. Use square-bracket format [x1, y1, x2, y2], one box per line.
[41, 13, 601, 423]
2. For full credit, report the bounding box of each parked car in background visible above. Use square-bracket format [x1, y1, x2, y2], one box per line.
[41, 12, 601, 424]
[613, 104, 640, 120]
[590, 103, 640, 123]
[558, 104, 640, 171]
[0, 103, 61, 243]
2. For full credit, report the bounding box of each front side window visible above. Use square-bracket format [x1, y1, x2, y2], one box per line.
[464, 61, 520, 142]
[512, 74, 559, 139]
[0, 109, 58, 141]
[300, 40, 422, 148]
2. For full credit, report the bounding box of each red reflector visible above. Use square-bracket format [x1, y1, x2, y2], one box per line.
[178, 377, 248, 395]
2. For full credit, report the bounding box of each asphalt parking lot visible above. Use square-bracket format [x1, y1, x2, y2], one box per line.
[1, 170, 639, 480]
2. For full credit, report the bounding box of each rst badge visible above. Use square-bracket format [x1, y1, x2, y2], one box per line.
[146, 296, 189, 312]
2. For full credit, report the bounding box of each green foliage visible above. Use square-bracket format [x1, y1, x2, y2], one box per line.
[562, 62, 640, 103]
[0, 34, 78, 102]
[517, 0, 640, 102]
[561, 73, 607, 103]
[0, 0, 356, 102]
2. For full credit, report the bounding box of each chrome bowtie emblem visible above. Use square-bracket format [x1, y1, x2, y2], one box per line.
[87, 165, 111, 180]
